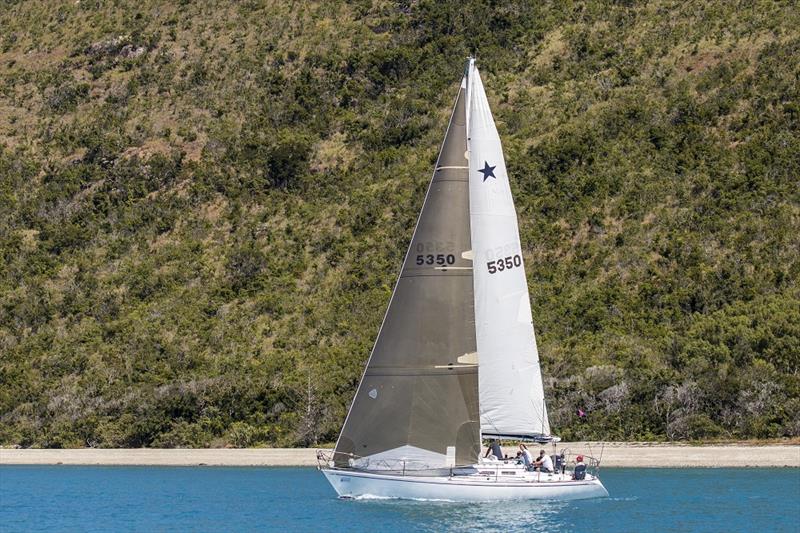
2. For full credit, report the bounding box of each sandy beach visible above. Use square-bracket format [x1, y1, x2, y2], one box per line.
[2, 443, 798, 467]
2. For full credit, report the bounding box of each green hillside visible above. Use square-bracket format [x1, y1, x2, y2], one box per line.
[1, 1, 798, 448]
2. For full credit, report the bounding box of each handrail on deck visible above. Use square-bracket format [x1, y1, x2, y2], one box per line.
[318, 448, 602, 479]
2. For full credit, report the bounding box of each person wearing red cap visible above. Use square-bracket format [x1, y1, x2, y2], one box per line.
[573, 455, 587, 480]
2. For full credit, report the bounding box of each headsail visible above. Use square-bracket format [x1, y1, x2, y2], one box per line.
[333, 71, 480, 470]
[466, 60, 551, 439]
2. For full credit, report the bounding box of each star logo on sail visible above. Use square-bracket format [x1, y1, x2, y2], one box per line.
[478, 161, 497, 182]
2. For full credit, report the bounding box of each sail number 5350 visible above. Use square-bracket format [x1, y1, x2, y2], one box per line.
[487, 254, 521, 274]
[416, 254, 456, 266]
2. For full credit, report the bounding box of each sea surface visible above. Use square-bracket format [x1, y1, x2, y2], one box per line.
[1, 466, 798, 532]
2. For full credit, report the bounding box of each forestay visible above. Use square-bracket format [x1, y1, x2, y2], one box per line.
[333, 73, 481, 470]
[466, 60, 551, 439]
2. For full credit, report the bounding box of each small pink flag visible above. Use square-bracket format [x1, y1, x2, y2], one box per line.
[577, 409, 586, 418]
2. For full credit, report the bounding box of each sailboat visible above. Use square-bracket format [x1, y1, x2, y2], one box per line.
[319, 59, 609, 501]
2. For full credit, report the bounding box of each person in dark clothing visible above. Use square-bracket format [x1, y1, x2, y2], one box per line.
[484, 439, 503, 460]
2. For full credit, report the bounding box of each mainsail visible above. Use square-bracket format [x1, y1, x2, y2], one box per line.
[466, 60, 551, 439]
[333, 72, 481, 470]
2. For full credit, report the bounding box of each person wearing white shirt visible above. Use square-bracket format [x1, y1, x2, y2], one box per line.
[533, 449, 554, 473]
[517, 444, 534, 470]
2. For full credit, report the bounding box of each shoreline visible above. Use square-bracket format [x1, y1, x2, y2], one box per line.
[2, 443, 798, 467]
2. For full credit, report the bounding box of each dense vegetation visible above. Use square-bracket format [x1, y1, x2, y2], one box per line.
[1, 1, 797, 448]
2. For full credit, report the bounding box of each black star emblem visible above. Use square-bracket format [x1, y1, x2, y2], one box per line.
[478, 161, 496, 182]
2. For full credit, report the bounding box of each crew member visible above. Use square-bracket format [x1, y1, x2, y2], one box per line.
[533, 449, 554, 473]
[484, 439, 503, 460]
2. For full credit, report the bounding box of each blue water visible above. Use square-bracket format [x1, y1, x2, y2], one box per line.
[1, 467, 798, 532]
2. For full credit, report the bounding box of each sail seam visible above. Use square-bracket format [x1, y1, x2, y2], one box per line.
[399, 272, 472, 278]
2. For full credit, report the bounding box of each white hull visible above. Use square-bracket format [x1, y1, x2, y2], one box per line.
[321, 468, 608, 501]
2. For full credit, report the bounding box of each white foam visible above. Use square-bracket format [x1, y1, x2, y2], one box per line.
[348, 494, 456, 503]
